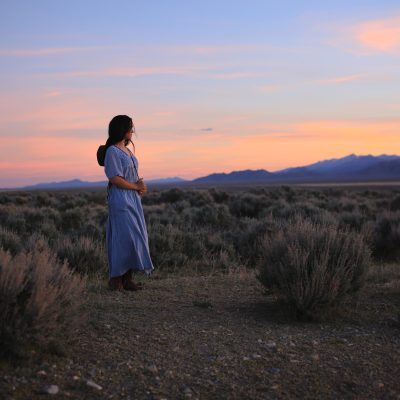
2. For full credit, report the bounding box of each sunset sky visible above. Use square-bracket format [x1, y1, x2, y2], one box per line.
[1, 1, 400, 188]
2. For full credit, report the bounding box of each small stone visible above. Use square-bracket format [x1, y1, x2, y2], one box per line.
[312, 354, 320, 361]
[41, 384, 59, 395]
[374, 381, 384, 389]
[37, 370, 47, 376]
[289, 341, 296, 347]
[243, 356, 250, 361]
[183, 386, 192, 398]
[266, 341, 277, 348]
[146, 364, 158, 373]
[252, 354, 262, 359]
[270, 367, 281, 374]
[72, 376, 80, 381]
[86, 380, 102, 390]
[257, 339, 263, 343]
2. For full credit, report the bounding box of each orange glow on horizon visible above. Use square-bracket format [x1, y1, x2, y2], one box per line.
[1, 118, 399, 187]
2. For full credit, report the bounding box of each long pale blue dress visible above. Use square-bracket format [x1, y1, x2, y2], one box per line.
[104, 145, 154, 278]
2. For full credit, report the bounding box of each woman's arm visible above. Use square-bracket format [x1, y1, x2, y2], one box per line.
[110, 176, 139, 190]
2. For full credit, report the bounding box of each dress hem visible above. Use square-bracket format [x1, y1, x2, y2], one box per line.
[109, 266, 154, 279]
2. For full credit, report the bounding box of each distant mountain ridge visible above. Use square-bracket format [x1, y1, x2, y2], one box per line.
[192, 154, 400, 184]
[3, 154, 400, 190]
[17, 177, 187, 190]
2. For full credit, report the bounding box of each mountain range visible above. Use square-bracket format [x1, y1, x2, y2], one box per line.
[4, 153, 400, 190]
[192, 154, 400, 184]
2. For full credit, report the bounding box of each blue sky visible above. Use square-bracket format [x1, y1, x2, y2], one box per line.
[1, 1, 400, 187]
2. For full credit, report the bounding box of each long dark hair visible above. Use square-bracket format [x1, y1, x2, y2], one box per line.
[97, 115, 136, 165]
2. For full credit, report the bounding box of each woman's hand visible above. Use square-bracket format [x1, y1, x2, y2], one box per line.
[135, 178, 147, 196]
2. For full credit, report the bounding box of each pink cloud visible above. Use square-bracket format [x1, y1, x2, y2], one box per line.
[315, 74, 365, 84]
[40, 65, 266, 81]
[321, 15, 400, 55]
[205, 71, 267, 79]
[353, 17, 400, 52]
[189, 44, 273, 54]
[258, 84, 285, 93]
[49, 65, 214, 79]
[0, 45, 111, 57]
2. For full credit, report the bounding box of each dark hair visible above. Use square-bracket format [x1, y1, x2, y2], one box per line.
[97, 115, 136, 166]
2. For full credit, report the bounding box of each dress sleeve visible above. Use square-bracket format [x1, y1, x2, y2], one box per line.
[104, 147, 124, 180]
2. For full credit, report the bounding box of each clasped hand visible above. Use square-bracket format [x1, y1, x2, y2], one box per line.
[136, 177, 147, 196]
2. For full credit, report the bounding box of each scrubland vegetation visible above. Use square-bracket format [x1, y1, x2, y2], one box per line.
[0, 185, 399, 398]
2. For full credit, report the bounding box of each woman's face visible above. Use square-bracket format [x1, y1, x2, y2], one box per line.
[125, 123, 134, 140]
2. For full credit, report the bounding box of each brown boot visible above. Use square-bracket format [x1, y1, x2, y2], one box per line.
[108, 276, 124, 291]
[122, 269, 144, 291]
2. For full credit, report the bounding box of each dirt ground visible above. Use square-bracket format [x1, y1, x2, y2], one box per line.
[1, 268, 400, 400]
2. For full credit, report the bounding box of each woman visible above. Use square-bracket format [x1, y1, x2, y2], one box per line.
[100, 115, 154, 291]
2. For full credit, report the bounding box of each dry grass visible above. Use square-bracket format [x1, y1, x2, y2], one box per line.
[0, 238, 87, 358]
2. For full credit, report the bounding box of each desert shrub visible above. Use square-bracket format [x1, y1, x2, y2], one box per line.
[92, 206, 108, 226]
[265, 198, 291, 218]
[36, 221, 60, 246]
[286, 201, 325, 220]
[359, 201, 372, 215]
[280, 185, 296, 203]
[0, 205, 61, 238]
[187, 190, 214, 207]
[79, 222, 104, 239]
[208, 188, 229, 203]
[33, 192, 58, 208]
[369, 211, 400, 261]
[148, 223, 190, 270]
[0, 227, 22, 256]
[339, 197, 358, 212]
[59, 207, 87, 231]
[256, 215, 371, 318]
[3, 210, 27, 235]
[159, 188, 186, 203]
[0, 194, 13, 204]
[55, 193, 87, 211]
[325, 198, 341, 212]
[13, 195, 30, 205]
[55, 235, 107, 276]
[229, 193, 269, 218]
[146, 204, 178, 226]
[229, 217, 279, 267]
[338, 211, 366, 231]
[84, 191, 107, 206]
[390, 195, 400, 211]
[144, 204, 169, 225]
[325, 188, 343, 198]
[23, 207, 61, 232]
[147, 222, 232, 273]
[203, 230, 236, 260]
[141, 189, 162, 205]
[170, 200, 191, 213]
[376, 199, 389, 209]
[182, 204, 232, 228]
[0, 239, 87, 358]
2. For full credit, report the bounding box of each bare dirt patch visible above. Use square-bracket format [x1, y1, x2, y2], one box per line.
[1, 269, 400, 399]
